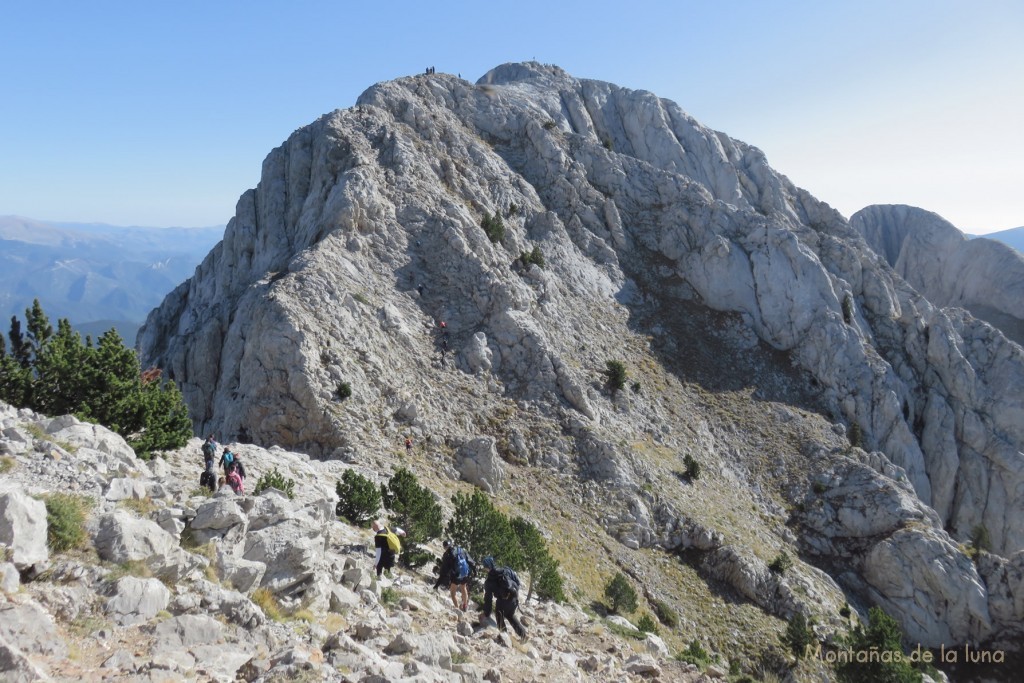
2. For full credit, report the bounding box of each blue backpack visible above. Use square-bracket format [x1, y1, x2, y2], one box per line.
[455, 547, 470, 580]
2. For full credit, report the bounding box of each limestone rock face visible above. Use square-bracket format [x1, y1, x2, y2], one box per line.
[127, 62, 1024, 653]
[851, 204, 1024, 346]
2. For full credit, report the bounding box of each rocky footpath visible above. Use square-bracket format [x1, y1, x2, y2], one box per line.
[1, 402, 716, 682]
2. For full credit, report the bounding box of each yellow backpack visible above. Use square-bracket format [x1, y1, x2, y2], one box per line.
[383, 527, 401, 553]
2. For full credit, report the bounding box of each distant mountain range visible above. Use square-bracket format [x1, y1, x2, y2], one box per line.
[0, 216, 222, 345]
[969, 225, 1024, 254]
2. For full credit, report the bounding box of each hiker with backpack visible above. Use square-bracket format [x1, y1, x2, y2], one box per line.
[226, 463, 244, 494]
[200, 455, 217, 493]
[481, 556, 527, 641]
[218, 448, 236, 476]
[201, 435, 218, 461]
[433, 539, 475, 610]
[371, 520, 406, 578]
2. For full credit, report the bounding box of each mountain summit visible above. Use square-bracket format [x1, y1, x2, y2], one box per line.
[139, 63, 1024, 658]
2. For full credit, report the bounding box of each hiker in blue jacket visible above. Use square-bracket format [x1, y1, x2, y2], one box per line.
[481, 556, 527, 641]
[433, 539, 473, 610]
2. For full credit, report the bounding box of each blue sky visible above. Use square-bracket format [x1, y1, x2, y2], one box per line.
[1, 1, 1021, 233]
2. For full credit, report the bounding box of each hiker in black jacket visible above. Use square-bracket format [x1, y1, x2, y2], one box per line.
[481, 556, 527, 641]
[433, 540, 473, 610]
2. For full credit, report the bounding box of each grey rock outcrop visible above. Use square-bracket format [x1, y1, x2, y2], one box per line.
[851, 204, 1024, 346]
[105, 576, 171, 625]
[0, 491, 48, 574]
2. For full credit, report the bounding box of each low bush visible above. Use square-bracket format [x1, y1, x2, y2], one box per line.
[481, 212, 505, 243]
[676, 640, 714, 668]
[768, 551, 793, 575]
[636, 613, 659, 634]
[254, 467, 296, 499]
[653, 599, 679, 628]
[683, 453, 701, 481]
[603, 360, 627, 396]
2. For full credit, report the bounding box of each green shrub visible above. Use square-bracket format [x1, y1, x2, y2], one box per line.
[336, 382, 352, 401]
[683, 453, 701, 481]
[254, 467, 296, 499]
[653, 599, 679, 628]
[380, 586, 400, 605]
[603, 572, 638, 614]
[768, 551, 793, 575]
[971, 524, 991, 554]
[783, 612, 816, 658]
[676, 640, 713, 668]
[835, 607, 922, 682]
[849, 423, 863, 449]
[380, 468, 443, 568]
[45, 493, 90, 553]
[519, 246, 545, 269]
[335, 469, 381, 525]
[0, 456, 15, 474]
[481, 212, 505, 243]
[603, 360, 627, 396]
[636, 613, 659, 634]
[842, 295, 855, 325]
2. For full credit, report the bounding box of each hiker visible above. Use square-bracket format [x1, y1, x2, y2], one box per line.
[417, 284, 424, 296]
[226, 465, 244, 495]
[201, 456, 217, 492]
[433, 539, 474, 610]
[371, 520, 406, 578]
[481, 556, 527, 641]
[216, 475, 228, 492]
[201, 435, 218, 462]
[232, 454, 247, 482]
[219, 447, 236, 475]
[405, 437, 413, 455]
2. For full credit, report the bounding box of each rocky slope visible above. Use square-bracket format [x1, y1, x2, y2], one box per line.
[134, 62, 1024, 669]
[851, 204, 1024, 346]
[1, 402, 717, 682]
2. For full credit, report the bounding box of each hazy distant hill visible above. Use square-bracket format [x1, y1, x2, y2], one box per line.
[971, 225, 1024, 254]
[0, 216, 222, 344]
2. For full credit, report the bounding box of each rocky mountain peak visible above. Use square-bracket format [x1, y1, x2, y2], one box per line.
[128, 62, 1024, 667]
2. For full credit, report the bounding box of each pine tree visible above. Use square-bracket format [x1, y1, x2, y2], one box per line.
[603, 571, 638, 614]
[380, 467, 443, 567]
[446, 490, 523, 569]
[0, 302, 191, 457]
[335, 469, 381, 525]
[510, 516, 564, 602]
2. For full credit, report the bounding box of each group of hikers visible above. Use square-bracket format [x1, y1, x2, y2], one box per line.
[195, 437, 527, 641]
[372, 523, 528, 642]
[199, 435, 246, 495]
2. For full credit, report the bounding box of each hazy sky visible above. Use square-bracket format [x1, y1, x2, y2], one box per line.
[2, 1, 1021, 233]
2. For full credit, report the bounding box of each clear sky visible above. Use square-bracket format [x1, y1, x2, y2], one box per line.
[1, 1, 1021, 233]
